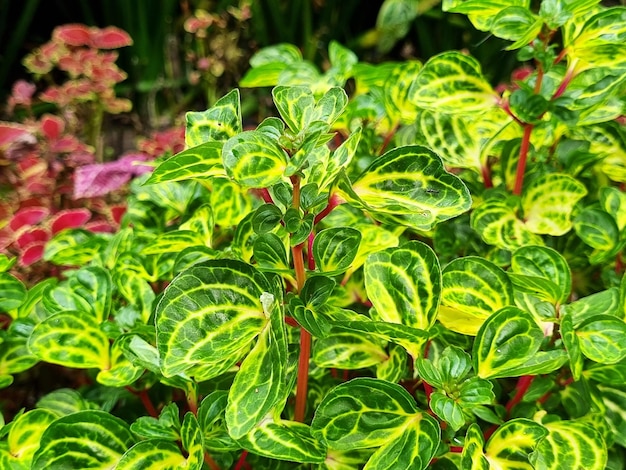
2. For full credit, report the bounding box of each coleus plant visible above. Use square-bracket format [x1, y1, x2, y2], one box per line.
[1, 0, 626, 469]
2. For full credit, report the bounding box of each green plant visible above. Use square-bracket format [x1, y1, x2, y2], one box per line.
[2, 1, 626, 469]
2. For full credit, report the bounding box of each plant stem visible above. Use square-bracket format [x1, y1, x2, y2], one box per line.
[506, 375, 535, 416]
[481, 163, 493, 189]
[204, 452, 221, 470]
[125, 386, 158, 417]
[294, 328, 312, 422]
[552, 61, 577, 100]
[513, 124, 534, 196]
[307, 232, 316, 270]
[233, 450, 249, 470]
[314, 193, 341, 225]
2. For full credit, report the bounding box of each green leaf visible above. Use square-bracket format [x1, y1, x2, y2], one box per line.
[600, 186, 626, 231]
[365, 241, 441, 331]
[343, 145, 472, 231]
[596, 385, 626, 448]
[145, 142, 226, 185]
[430, 392, 465, 431]
[471, 198, 544, 251]
[530, 419, 607, 470]
[185, 89, 241, 146]
[383, 61, 423, 124]
[376, 0, 420, 54]
[332, 320, 429, 359]
[116, 440, 187, 469]
[0, 273, 26, 313]
[439, 256, 514, 335]
[225, 292, 287, 439]
[473, 306, 544, 379]
[272, 86, 347, 134]
[156, 260, 270, 378]
[7, 409, 58, 462]
[311, 377, 420, 449]
[561, 287, 620, 326]
[130, 404, 180, 441]
[222, 130, 288, 188]
[0, 254, 16, 272]
[313, 331, 388, 369]
[443, 0, 530, 31]
[503, 349, 568, 376]
[576, 314, 626, 363]
[35, 388, 94, 416]
[313, 227, 361, 274]
[28, 311, 110, 370]
[510, 245, 572, 305]
[240, 44, 303, 87]
[180, 412, 204, 470]
[362, 412, 440, 470]
[522, 173, 588, 236]
[32, 410, 135, 469]
[141, 230, 207, 256]
[210, 177, 253, 227]
[574, 207, 620, 257]
[485, 418, 547, 469]
[43, 229, 106, 268]
[561, 313, 584, 380]
[253, 233, 290, 273]
[410, 52, 498, 113]
[239, 420, 327, 463]
[376, 343, 408, 383]
[96, 337, 143, 387]
[462, 423, 489, 470]
[491, 7, 542, 46]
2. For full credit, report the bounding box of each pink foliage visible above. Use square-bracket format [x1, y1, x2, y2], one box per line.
[73, 153, 152, 199]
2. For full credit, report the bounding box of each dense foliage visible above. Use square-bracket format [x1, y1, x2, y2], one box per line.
[1, 0, 626, 468]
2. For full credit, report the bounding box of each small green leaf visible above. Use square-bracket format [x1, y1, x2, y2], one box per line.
[384, 61, 423, 124]
[28, 311, 110, 370]
[344, 145, 472, 231]
[600, 186, 626, 231]
[473, 306, 544, 379]
[313, 227, 361, 274]
[7, 409, 58, 462]
[0, 254, 16, 272]
[311, 377, 420, 449]
[32, 410, 135, 469]
[561, 313, 583, 380]
[185, 89, 241, 146]
[376, 343, 408, 383]
[410, 52, 498, 113]
[561, 287, 621, 326]
[574, 207, 620, 257]
[252, 204, 284, 234]
[443, 0, 530, 31]
[365, 240, 441, 331]
[430, 392, 465, 431]
[576, 315, 626, 364]
[522, 173, 587, 236]
[530, 419, 607, 470]
[491, 7, 542, 45]
[141, 230, 207, 256]
[253, 233, 290, 272]
[210, 177, 253, 227]
[145, 142, 226, 185]
[181, 412, 204, 470]
[222, 130, 288, 188]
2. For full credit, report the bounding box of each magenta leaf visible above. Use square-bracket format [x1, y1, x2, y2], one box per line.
[73, 153, 152, 199]
[40, 114, 65, 141]
[85, 220, 116, 233]
[0, 122, 35, 148]
[10, 207, 50, 231]
[19, 242, 46, 266]
[16, 228, 50, 249]
[53, 24, 92, 47]
[50, 208, 92, 234]
[91, 26, 133, 49]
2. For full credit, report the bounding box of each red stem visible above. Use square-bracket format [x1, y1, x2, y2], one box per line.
[125, 387, 158, 418]
[449, 446, 464, 453]
[204, 453, 221, 470]
[256, 188, 274, 204]
[294, 328, 312, 422]
[481, 163, 493, 189]
[307, 232, 316, 271]
[552, 62, 577, 100]
[314, 193, 341, 225]
[233, 451, 249, 470]
[514, 124, 534, 196]
[506, 375, 535, 416]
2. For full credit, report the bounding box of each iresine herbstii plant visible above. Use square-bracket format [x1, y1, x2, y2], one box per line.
[1, 0, 626, 469]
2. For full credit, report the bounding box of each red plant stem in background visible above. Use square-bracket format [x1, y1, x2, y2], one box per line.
[506, 375, 535, 415]
[233, 450, 249, 470]
[423, 381, 434, 402]
[204, 453, 221, 470]
[449, 446, 464, 453]
[514, 124, 534, 196]
[257, 187, 274, 204]
[481, 163, 493, 189]
[307, 232, 316, 270]
[125, 386, 158, 418]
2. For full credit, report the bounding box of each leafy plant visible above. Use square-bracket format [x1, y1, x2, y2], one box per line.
[1, 0, 626, 469]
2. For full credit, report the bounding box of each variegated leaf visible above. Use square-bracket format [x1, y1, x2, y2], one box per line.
[343, 145, 472, 231]
[365, 241, 441, 331]
[439, 256, 514, 335]
[156, 260, 270, 377]
[522, 173, 587, 235]
[485, 418, 547, 469]
[32, 410, 135, 468]
[410, 52, 498, 113]
[185, 89, 241, 146]
[144, 142, 226, 185]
